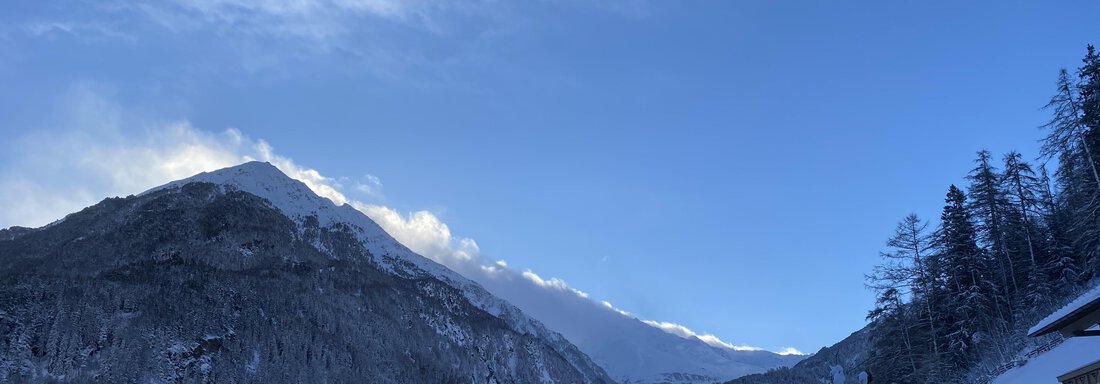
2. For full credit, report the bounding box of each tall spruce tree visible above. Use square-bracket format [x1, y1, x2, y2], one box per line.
[936, 186, 1004, 370]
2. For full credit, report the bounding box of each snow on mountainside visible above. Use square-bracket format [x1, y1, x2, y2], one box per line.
[148, 163, 522, 319]
[0, 161, 611, 383]
[142, 161, 811, 383]
[472, 269, 806, 383]
[153, 161, 804, 384]
[147, 161, 603, 368]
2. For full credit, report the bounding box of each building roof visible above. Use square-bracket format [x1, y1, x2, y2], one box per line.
[1057, 359, 1100, 383]
[1029, 284, 1100, 337]
[993, 337, 1100, 384]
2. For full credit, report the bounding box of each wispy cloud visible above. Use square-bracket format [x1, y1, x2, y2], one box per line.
[353, 174, 384, 198]
[21, 21, 134, 41]
[4, 0, 510, 85]
[6, 0, 656, 87]
[135, 0, 478, 43]
[520, 269, 589, 298]
[642, 320, 764, 351]
[777, 347, 804, 356]
[0, 82, 346, 227]
[351, 202, 481, 264]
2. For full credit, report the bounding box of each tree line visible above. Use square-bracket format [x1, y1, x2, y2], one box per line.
[864, 45, 1100, 383]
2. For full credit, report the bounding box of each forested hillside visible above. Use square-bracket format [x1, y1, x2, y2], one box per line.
[726, 327, 869, 384]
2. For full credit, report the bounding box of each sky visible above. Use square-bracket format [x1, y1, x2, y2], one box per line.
[2, 0, 1100, 354]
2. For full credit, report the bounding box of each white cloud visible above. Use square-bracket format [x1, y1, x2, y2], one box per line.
[642, 320, 763, 351]
[642, 320, 695, 338]
[0, 83, 346, 228]
[350, 202, 480, 266]
[250, 139, 349, 205]
[138, 0, 492, 43]
[9, 0, 659, 90]
[777, 347, 804, 356]
[479, 259, 509, 275]
[600, 300, 631, 317]
[8, 0, 509, 84]
[21, 21, 135, 41]
[521, 270, 589, 299]
[354, 174, 384, 198]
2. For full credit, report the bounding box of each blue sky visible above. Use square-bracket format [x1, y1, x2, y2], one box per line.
[3, 0, 1100, 353]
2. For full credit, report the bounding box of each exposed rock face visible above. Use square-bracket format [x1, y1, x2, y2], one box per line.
[0, 162, 613, 383]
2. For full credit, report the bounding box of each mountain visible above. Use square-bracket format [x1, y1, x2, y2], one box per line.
[0, 162, 612, 383]
[725, 325, 870, 384]
[467, 270, 807, 384]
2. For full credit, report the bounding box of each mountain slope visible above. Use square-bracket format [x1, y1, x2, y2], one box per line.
[0, 162, 611, 383]
[726, 325, 870, 384]
[162, 162, 805, 383]
[469, 270, 807, 384]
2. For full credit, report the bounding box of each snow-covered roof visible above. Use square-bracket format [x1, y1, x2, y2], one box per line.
[1029, 284, 1100, 337]
[993, 336, 1100, 384]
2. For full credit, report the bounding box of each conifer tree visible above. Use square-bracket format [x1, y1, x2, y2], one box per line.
[1078, 45, 1100, 134]
[1001, 152, 1042, 267]
[966, 151, 1016, 301]
[935, 186, 1003, 369]
[1040, 68, 1097, 186]
[866, 214, 940, 382]
[1040, 47, 1100, 280]
[1038, 164, 1082, 296]
[1002, 152, 1052, 310]
[866, 287, 919, 382]
[867, 214, 933, 295]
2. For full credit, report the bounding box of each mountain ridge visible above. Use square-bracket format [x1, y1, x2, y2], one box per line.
[0, 161, 611, 383]
[159, 161, 807, 383]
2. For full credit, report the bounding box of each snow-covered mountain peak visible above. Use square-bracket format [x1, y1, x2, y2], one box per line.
[146, 161, 349, 225]
[145, 162, 406, 256]
[148, 162, 467, 278]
